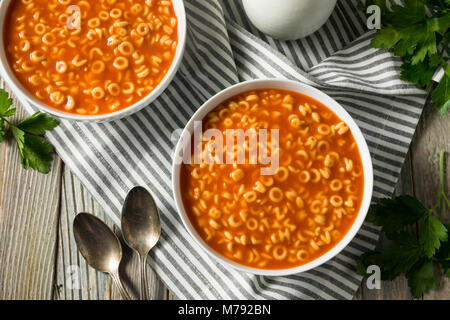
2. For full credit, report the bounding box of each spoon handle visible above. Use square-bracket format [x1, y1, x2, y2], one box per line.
[110, 271, 132, 300]
[139, 254, 149, 300]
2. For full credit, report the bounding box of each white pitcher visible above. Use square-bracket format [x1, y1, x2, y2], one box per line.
[242, 0, 337, 40]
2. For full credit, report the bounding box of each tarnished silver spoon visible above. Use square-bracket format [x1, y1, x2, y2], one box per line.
[73, 212, 131, 300]
[121, 186, 161, 300]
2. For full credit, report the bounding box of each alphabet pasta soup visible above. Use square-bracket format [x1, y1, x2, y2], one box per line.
[4, 0, 178, 115]
[180, 89, 364, 270]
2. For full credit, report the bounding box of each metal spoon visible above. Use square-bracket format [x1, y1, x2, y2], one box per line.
[73, 212, 131, 300]
[121, 186, 161, 300]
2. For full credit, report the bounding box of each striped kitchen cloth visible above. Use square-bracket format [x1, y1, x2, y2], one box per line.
[17, 0, 427, 299]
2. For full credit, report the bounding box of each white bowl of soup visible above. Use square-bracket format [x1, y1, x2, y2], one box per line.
[172, 79, 373, 276]
[0, 0, 186, 121]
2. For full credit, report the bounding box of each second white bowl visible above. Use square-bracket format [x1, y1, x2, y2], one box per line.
[0, 0, 187, 122]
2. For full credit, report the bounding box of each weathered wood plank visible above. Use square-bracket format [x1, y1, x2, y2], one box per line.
[357, 100, 450, 300]
[54, 165, 168, 300]
[0, 82, 62, 299]
[410, 101, 450, 300]
[54, 167, 113, 300]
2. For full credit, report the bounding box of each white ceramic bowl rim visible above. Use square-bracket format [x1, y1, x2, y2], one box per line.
[172, 79, 374, 276]
[0, 0, 187, 122]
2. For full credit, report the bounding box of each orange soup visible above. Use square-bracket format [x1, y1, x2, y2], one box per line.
[180, 89, 364, 270]
[4, 0, 178, 115]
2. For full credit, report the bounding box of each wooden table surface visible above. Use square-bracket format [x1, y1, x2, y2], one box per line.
[0, 80, 448, 300]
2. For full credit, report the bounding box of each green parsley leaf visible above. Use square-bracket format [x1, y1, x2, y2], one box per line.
[406, 259, 436, 298]
[387, 0, 426, 28]
[386, 230, 420, 246]
[0, 118, 5, 143]
[419, 215, 448, 257]
[366, 0, 450, 115]
[411, 31, 437, 65]
[10, 124, 55, 173]
[400, 58, 436, 88]
[0, 89, 59, 174]
[17, 112, 59, 136]
[366, 195, 428, 233]
[0, 89, 15, 117]
[10, 124, 55, 174]
[435, 224, 450, 275]
[356, 252, 374, 276]
[10, 125, 25, 166]
[21, 135, 54, 174]
[427, 13, 450, 36]
[371, 26, 402, 49]
[388, 0, 426, 27]
[356, 232, 422, 280]
[54, 284, 63, 299]
[421, 0, 450, 10]
[432, 72, 450, 116]
[357, 151, 449, 299]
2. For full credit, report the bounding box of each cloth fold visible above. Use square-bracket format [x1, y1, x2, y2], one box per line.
[17, 0, 426, 299]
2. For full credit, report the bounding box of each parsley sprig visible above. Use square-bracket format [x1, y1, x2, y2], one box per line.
[366, 0, 450, 116]
[357, 150, 449, 298]
[0, 89, 59, 173]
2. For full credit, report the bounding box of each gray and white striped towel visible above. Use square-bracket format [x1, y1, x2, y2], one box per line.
[18, 0, 427, 299]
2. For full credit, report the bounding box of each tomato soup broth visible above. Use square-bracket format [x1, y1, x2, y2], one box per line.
[180, 89, 364, 270]
[4, 0, 178, 115]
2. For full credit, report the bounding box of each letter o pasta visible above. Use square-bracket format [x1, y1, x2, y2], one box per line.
[330, 195, 343, 207]
[330, 179, 343, 191]
[34, 23, 46, 35]
[118, 41, 134, 56]
[273, 245, 287, 260]
[107, 83, 121, 96]
[91, 60, 105, 74]
[92, 87, 105, 99]
[122, 82, 135, 95]
[299, 170, 310, 183]
[56, 61, 67, 73]
[110, 8, 122, 19]
[297, 249, 309, 261]
[228, 215, 243, 228]
[113, 57, 129, 70]
[30, 50, 45, 62]
[274, 167, 289, 182]
[269, 187, 284, 203]
[42, 32, 56, 45]
[136, 22, 150, 35]
[246, 218, 258, 231]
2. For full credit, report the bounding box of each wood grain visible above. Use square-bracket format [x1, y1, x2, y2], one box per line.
[356, 98, 450, 300]
[0, 82, 62, 300]
[54, 166, 113, 300]
[410, 102, 449, 300]
[354, 152, 414, 300]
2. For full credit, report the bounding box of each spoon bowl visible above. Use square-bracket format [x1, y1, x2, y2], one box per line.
[73, 212, 131, 299]
[121, 186, 161, 300]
